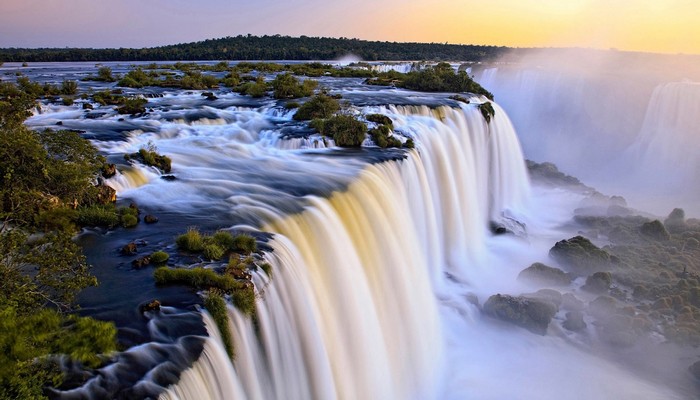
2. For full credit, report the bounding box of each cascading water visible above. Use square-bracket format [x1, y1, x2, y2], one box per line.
[158, 103, 530, 399]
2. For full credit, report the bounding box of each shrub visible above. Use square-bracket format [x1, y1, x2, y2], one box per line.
[36, 207, 77, 232]
[97, 66, 115, 82]
[232, 234, 257, 254]
[292, 93, 340, 121]
[212, 231, 235, 249]
[231, 285, 256, 316]
[203, 291, 234, 358]
[366, 113, 393, 127]
[125, 145, 172, 173]
[272, 73, 317, 99]
[478, 102, 495, 124]
[238, 77, 268, 98]
[403, 138, 415, 149]
[321, 115, 367, 147]
[116, 97, 147, 115]
[120, 213, 138, 228]
[62, 97, 74, 106]
[221, 72, 240, 87]
[150, 251, 169, 264]
[61, 80, 78, 96]
[176, 228, 205, 252]
[154, 267, 241, 292]
[76, 205, 119, 227]
[259, 262, 272, 277]
[202, 243, 225, 260]
[284, 101, 300, 109]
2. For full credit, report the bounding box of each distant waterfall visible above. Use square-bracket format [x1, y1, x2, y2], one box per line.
[160, 103, 530, 400]
[625, 82, 700, 188]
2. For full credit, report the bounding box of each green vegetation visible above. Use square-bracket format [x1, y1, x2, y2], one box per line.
[365, 113, 393, 127]
[154, 266, 256, 316]
[271, 73, 317, 99]
[61, 80, 78, 96]
[150, 251, 169, 264]
[232, 234, 257, 254]
[76, 205, 120, 228]
[478, 102, 495, 123]
[236, 76, 268, 98]
[124, 143, 172, 173]
[0, 77, 117, 396]
[116, 97, 147, 115]
[0, 35, 509, 62]
[203, 291, 234, 358]
[292, 93, 341, 121]
[367, 62, 494, 99]
[154, 266, 240, 292]
[314, 114, 367, 147]
[177, 229, 257, 259]
[176, 228, 206, 252]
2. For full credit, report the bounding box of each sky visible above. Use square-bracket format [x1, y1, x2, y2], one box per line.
[1, 0, 698, 54]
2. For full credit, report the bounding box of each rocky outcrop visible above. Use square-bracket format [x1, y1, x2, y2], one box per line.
[518, 262, 572, 287]
[483, 294, 558, 335]
[582, 272, 612, 294]
[549, 236, 611, 275]
[640, 220, 670, 241]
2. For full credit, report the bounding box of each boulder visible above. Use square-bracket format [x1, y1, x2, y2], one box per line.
[101, 163, 117, 179]
[94, 184, 117, 204]
[524, 289, 562, 307]
[561, 293, 585, 311]
[563, 311, 587, 331]
[144, 214, 159, 224]
[664, 208, 687, 232]
[640, 220, 670, 241]
[141, 299, 161, 313]
[582, 272, 612, 294]
[483, 294, 558, 335]
[132, 256, 151, 269]
[549, 236, 611, 275]
[120, 242, 138, 256]
[517, 262, 572, 287]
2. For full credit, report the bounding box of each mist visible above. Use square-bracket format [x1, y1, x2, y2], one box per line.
[475, 49, 700, 216]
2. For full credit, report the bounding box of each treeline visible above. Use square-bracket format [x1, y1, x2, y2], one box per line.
[0, 34, 510, 62]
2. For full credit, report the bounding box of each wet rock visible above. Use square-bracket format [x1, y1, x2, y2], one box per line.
[201, 92, 218, 101]
[120, 242, 138, 256]
[161, 175, 177, 181]
[664, 208, 687, 232]
[588, 295, 618, 318]
[144, 214, 159, 224]
[141, 299, 161, 313]
[562, 293, 586, 311]
[56, 121, 63, 126]
[483, 294, 558, 335]
[518, 262, 572, 287]
[524, 289, 562, 307]
[95, 184, 117, 204]
[101, 163, 117, 179]
[489, 221, 508, 235]
[582, 272, 612, 294]
[229, 268, 252, 280]
[549, 236, 612, 275]
[82, 103, 93, 110]
[640, 220, 670, 241]
[85, 112, 106, 119]
[132, 256, 151, 269]
[563, 311, 587, 331]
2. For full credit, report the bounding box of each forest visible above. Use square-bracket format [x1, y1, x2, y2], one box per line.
[0, 34, 511, 62]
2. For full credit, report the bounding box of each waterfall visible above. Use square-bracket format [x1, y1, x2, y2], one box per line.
[160, 103, 531, 399]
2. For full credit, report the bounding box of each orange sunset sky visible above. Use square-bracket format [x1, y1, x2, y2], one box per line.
[1, 0, 698, 54]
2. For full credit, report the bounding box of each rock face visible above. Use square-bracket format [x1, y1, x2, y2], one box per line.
[101, 163, 117, 179]
[483, 294, 558, 335]
[582, 272, 612, 294]
[563, 311, 587, 332]
[518, 262, 572, 287]
[640, 220, 670, 241]
[549, 236, 611, 275]
[95, 184, 117, 204]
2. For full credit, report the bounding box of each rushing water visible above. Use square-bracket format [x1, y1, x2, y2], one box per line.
[11, 61, 695, 399]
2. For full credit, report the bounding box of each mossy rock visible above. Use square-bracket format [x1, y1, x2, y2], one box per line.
[582, 272, 612, 294]
[483, 294, 558, 335]
[517, 262, 572, 287]
[563, 311, 587, 332]
[640, 220, 670, 241]
[549, 236, 612, 275]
